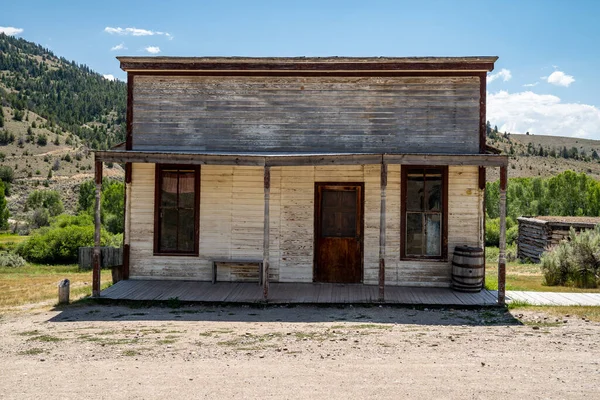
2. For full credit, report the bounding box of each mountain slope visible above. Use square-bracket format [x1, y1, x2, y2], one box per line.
[487, 132, 600, 181]
[0, 33, 126, 150]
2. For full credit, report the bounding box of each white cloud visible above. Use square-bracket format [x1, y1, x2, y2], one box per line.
[487, 68, 512, 84]
[547, 70, 575, 87]
[110, 43, 126, 51]
[0, 26, 24, 36]
[103, 74, 116, 81]
[488, 90, 600, 138]
[523, 82, 538, 87]
[145, 46, 160, 54]
[104, 26, 172, 38]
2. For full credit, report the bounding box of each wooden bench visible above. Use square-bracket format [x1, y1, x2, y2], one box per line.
[210, 258, 264, 285]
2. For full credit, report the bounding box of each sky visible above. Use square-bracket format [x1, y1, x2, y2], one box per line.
[2, 0, 600, 139]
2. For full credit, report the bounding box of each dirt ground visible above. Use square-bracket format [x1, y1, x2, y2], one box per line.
[1, 303, 599, 399]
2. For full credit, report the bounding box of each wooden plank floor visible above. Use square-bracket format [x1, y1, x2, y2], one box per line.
[101, 280, 501, 306]
[506, 291, 600, 306]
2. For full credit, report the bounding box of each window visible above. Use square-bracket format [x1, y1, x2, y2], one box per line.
[401, 166, 447, 260]
[154, 165, 200, 255]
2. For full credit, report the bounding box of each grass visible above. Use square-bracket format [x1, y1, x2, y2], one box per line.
[0, 233, 28, 251]
[0, 263, 112, 309]
[27, 334, 62, 342]
[484, 253, 600, 293]
[18, 348, 45, 356]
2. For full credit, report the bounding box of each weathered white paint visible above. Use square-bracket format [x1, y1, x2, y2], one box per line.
[129, 163, 482, 287]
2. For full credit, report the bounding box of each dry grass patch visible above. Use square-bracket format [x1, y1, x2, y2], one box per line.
[0, 264, 112, 309]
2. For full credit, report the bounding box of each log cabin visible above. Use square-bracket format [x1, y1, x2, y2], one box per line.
[93, 56, 509, 305]
[517, 216, 600, 262]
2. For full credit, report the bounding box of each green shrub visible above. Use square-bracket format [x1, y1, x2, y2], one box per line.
[17, 224, 117, 264]
[0, 251, 27, 267]
[30, 208, 50, 228]
[0, 166, 14, 183]
[506, 225, 519, 245]
[36, 134, 47, 146]
[26, 190, 63, 217]
[52, 213, 93, 228]
[540, 226, 600, 288]
[485, 218, 500, 246]
[485, 217, 517, 246]
[485, 244, 518, 263]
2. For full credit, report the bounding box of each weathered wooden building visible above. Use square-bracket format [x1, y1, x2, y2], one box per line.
[93, 57, 509, 304]
[517, 216, 600, 262]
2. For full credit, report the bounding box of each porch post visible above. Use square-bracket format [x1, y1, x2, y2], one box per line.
[263, 166, 270, 301]
[92, 160, 103, 297]
[378, 162, 387, 301]
[498, 165, 507, 305]
[122, 163, 132, 280]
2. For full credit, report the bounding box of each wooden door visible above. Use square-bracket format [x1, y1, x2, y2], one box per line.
[315, 183, 363, 283]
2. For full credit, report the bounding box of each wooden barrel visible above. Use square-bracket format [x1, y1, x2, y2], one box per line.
[451, 246, 484, 292]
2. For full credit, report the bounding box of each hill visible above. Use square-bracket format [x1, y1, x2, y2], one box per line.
[486, 131, 600, 181]
[0, 33, 126, 224]
[0, 33, 126, 150]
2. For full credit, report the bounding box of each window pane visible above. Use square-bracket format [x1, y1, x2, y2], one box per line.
[427, 177, 442, 211]
[178, 172, 196, 209]
[321, 210, 339, 237]
[160, 208, 178, 251]
[406, 212, 423, 255]
[406, 176, 424, 211]
[178, 209, 195, 252]
[161, 172, 178, 207]
[425, 214, 441, 256]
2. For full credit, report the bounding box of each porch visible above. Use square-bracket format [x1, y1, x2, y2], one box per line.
[92, 150, 509, 305]
[101, 280, 500, 306]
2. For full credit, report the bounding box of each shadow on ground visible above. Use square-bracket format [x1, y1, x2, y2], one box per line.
[48, 298, 522, 327]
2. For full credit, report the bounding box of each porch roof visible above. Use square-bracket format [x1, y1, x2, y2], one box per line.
[94, 150, 509, 167]
[117, 56, 498, 73]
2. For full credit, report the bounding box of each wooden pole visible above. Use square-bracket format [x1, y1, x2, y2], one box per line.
[263, 166, 270, 301]
[92, 161, 103, 297]
[498, 165, 507, 306]
[378, 163, 387, 301]
[122, 163, 132, 280]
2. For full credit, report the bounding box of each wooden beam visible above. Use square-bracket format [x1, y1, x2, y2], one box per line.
[498, 165, 507, 306]
[479, 73, 487, 153]
[384, 153, 508, 167]
[263, 166, 271, 301]
[379, 163, 387, 301]
[92, 161, 102, 297]
[95, 151, 509, 168]
[266, 154, 383, 167]
[126, 74, 133, 150]
[95, 151, 265, 166]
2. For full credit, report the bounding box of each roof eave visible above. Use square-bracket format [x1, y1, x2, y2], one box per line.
[117, 56, 498, 73]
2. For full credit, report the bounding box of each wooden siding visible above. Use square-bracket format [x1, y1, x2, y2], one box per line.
[384, 165, 483, 287]
[129, 163, 482, 287]
[131, 75, 481, 154]
[517, 217, 600, 263]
